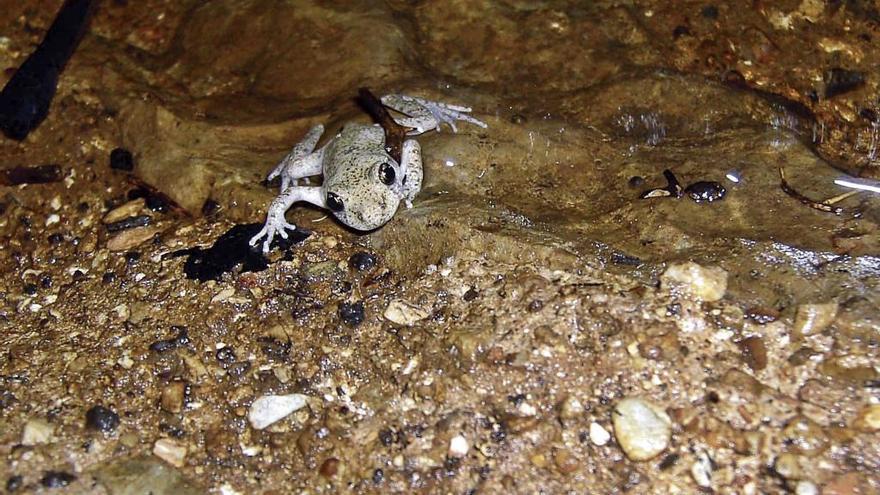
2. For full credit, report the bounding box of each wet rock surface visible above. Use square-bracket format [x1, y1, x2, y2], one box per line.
[1, 1, 880, 494]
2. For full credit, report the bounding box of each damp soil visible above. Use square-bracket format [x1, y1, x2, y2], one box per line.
[1, 1, 879, 494]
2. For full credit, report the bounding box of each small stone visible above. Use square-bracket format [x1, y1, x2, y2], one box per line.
[792, 303, 838, 338]
[248, 394, 309, 430]
[448, 434, 469, 458]
[338, 301, 365, 327]
[110, 148, 135, 171]
[41, 471, 76, 488]
[319, 458, 340, 478]
[558, 396, 584, 421]
[21, 418, 54, 445]
[589, 422, 611, 446]
[612, 397, 672, 461]
[86, 405, 120, 433]
[852, 404, 880, 432]
[107, 226, 164, 251]
[6, 475, 22, 492]
[773, 453, 806, 480]
[160, 382, 187, 414]
[660, 262, 727, 302]
[690, 450, 713, 488]
[103, 199, 146, 224]
[554, 448, 579, 474]
[153, 438, 187, 467]
[796, 480, 819, 495]
[383, 300, 429, 326]
[348, 252, 378, 271]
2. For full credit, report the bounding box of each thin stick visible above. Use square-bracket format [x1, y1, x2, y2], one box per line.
[357, 88, 411, 163]
[779, 167, 843, 215]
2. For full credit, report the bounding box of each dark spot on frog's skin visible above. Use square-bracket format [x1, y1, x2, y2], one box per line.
[684, 181, 726, 202]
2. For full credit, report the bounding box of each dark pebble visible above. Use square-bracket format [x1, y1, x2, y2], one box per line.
[628, 176, 645, 188]
[0, 165, 63, 186]
[215, 347, 236, 363]
[41, 471, 76, 488]
[824, 68, 865, 99]
[109, 148, 134, 171]
[348, 252, 377, 272]
[23, 283, 38, 296]
[105, 215, 150, 233]
[145, 194, 169, 213]
[72, 270, 86, 282]
[85, 405, 119, 433]
[684, 181, 726, 202]
[124, 251, 141, 263]
[701, 5, 718, 19]
[379, 429, 395, 446]
[611, 252, 642, 266]
[259, 336, 291, 361]
[102, 272, 116, 284]
[226, 361, 251, 378]
[319, 458, 340, 478]
[658, 453, 680, 470]
[338, 301, 365, 327]
[47, 233, 64, 244]
[372, 468, 384, 484]
[6, 475, 23, 492]
[201, 199, 221, 216]
[463, 288, 479, 301]
[672, 25, 690, 38]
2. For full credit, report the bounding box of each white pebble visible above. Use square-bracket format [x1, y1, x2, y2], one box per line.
[795, 480, 818, 495]
[612, 397, 672, 461]
[21, 419, 54, 446]
[660, 262, 727, 302]
[448, 434, 469, 458]
[248, 394, 309, 430]
[589, 422, 611, 446]
[383, 300, 429, 325]
[690, 451, 713, 488]
[153, 438, 187, 467]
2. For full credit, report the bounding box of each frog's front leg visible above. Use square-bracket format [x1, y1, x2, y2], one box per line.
[267, 124, 325, 191]
[380, 94, 488, 135]
[249, 186, 325, 253]
[400, 139, 422, 208]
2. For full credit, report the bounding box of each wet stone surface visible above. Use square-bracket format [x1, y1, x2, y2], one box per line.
[1, 1, 880, 494]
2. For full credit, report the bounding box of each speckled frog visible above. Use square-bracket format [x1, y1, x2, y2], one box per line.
[250, 94, 487, 253]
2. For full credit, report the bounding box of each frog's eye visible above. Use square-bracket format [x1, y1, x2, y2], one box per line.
[326, 192, 344, 212]
[378, 162, 396, 186]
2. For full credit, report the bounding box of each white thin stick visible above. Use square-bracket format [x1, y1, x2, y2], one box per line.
[834, 178, 880, 194]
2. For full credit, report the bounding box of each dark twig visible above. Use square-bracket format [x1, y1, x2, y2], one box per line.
[778, 167, 844, 215]
[357, 88, 411, 163]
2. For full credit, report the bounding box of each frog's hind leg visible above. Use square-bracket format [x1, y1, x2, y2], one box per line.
[381, 94, 488, 135]
[267, 124, 325, 190]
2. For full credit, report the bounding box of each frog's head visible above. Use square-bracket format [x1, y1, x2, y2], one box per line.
[324, 158, 403, 231]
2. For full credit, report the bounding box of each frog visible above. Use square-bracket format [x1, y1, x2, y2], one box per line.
[249, 94, 488, 253]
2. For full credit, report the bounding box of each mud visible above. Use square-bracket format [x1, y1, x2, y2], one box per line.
[1, 1, 879, 494]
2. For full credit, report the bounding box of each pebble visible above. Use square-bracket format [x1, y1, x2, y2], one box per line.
[86, 405, 120, 433]
[348, 252, 378, 271]
[383, 300, 429, 326]
[589, 422, 611, 446]
[690, 451, 713, 488]
[6, 476, 22, 492]
[684, 181, 726, 203]
[248, 394, 309, 430]
[107, 226, 164, 251]
[160, 381, 187, 414]
[792, 302, 838, 338]
[110, 148, 135, 171]
[612, 397, 672, 461]
[21, 418, 54, 445]
[448, 434, 469, 458]
[338, 301, 365, 327]
[41, 471, 76, 488]
[153, 438, 187, 467]
[853, 404, 880, 432]
[660, 262, 728, 302]
[103, 198, 146, 224]
[796, 480, 819, 495]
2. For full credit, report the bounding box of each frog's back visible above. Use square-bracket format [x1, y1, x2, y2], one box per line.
[324, 123, 387, 179]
